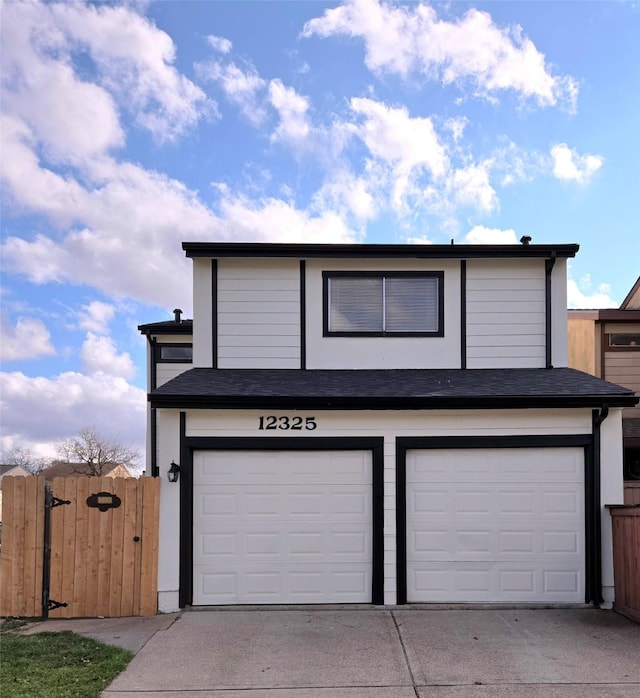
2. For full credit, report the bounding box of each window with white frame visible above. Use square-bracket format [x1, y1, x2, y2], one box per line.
[323, 271, 444, 336]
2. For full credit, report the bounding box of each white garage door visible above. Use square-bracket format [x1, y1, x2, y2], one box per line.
[193, 450, 372, 605]
[406, 447, 585, 603]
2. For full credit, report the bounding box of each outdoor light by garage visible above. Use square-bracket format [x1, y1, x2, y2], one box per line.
[167, 461, 181, 483]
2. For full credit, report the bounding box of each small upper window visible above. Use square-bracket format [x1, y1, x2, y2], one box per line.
[609, 334, 640, 348]
[323, 272, 443, 336]
[155, 344, 193, 362]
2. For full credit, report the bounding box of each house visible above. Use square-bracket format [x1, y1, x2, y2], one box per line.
[139, 242, 637, 613]
[0, 465, 29, 526]
[568, 277, 640, 489]
[40, 461, 133, 480]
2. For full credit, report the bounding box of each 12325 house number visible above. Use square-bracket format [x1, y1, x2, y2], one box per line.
[258, 416, 317, 431]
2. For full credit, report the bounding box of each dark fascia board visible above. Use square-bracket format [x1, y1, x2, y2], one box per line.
[182, 242, 580, 260]
[567, 309, 640, 322]
[138, 320, 193, 336]
[149, 393, 637, 410]
[620, 276, 640, 310]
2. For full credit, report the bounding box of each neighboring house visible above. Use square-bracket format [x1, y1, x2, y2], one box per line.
[568, 277, 640, 483]
[0, 465, 29, 525]
[40, 461, 133, 480]
[139, 242, 637, 613]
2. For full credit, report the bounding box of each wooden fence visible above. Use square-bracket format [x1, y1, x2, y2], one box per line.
[609, 505, 640, 623]
[624, 483, 640, 505]
[0, 476, 159, 618]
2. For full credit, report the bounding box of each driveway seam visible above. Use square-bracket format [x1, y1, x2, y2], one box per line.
[391, 610, 420, 698]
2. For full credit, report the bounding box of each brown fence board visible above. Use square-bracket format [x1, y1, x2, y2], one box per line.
[610, 506, 640, 623]
[0, 476, 45, 618]
[1, 475, 159, 619]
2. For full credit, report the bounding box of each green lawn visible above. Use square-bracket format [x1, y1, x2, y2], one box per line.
[0, 629, 133, 698]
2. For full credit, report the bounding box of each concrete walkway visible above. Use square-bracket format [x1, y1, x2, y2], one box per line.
[24, 608, 640, 697]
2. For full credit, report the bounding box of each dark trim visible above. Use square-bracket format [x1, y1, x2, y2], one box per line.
[149, 338, 158, 477]
[460, 260, 467, 369]
[300, 260, 306, 370]
[587, 406, 608, 605]
[178, 412, 191, 609]
[604, 334, 640, 352]
[211, 259, 218, 369]
[150, 393, 637, 410]
[545, 253, 556, 369]
[178, 436, 385, 607]
[153, 342, 193, 364]
[395, 434, 593, 606]
[183, 242, 580, 260]
[322, 271, 445, 337]
[150, 409, 158, 477]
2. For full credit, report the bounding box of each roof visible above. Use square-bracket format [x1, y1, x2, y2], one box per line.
[149, 367, 638, 410]
[40, 461, 132, 479]
[138, 319, 193, 336]
[182, 242, 580, 260]
[620, 277, 640, 310]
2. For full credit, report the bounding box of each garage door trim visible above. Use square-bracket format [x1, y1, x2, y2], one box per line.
[396, 434, 594, 605]
[179, 434, 385, 607]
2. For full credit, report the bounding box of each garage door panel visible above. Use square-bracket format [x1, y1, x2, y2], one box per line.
[406, 447, 585, 603]
[193, 450, 372, 605]
[409, 561, 583, 601]
[194, 564, 370, 605]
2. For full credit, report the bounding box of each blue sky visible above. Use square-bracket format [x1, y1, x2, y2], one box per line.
[1, 0, 639, 462]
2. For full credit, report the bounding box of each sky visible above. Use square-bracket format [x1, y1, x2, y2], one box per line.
[1, 0, 639, 465]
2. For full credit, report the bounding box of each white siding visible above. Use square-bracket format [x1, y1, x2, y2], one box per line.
[466, 259, 545, 368]
[217, 259, 300, 368]
[551, 259, 569, 367]
[156, 364, 191, 388]
[193, 258, 213, 368]
[305, 259, 461, 369]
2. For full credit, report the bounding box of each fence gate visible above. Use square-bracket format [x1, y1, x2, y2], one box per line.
[0, 476, 159, 618]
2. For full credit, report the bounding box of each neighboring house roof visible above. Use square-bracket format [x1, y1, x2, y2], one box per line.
[623, 418, 640, 441]
[40, 462, 132, 479]
[148, 367, 638, 410]
[182, 241, 580, 260]
[620, 277, 640, 310]
[0, 465, 29, 486]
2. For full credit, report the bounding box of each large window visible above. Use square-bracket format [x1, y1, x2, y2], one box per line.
[323, 271, 444, 336]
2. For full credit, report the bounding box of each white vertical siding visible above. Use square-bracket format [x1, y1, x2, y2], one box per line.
[217, 259, 300, 368]
[466, 259, 546, 368]
[551, 259, 569, 367]
[193, 258, 213, 368]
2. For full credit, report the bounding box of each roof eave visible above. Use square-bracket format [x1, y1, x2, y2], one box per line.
[182, 242, 579, 260]
[149, 393, 637, 410]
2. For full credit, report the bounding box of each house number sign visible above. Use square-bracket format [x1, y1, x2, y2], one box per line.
[258, 416, 317, 431]
[86, 491, 122, 512]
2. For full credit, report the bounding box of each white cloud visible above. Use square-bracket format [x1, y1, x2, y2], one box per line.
[303, 0, 578, 110]
[207, 34, 232, 54]
[551, 143, 603, 185]
[81, 332, 136, 379]
[269, 79, 311, 143]
[463, 226, 519, 244]
[351, 98, 448, 178]
[0, 370, 146, 457]
[567, 270, 617, 309]
[0, 315, 56, 361]
[77, 301, 116, 334]
[217, 195, 361, 243]
[196, 58, 267, 125]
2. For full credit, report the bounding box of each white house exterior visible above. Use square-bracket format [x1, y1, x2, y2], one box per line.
[139, 242, 637, 613]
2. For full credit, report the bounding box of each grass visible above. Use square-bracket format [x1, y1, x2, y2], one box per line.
[0, 628, 133, 698]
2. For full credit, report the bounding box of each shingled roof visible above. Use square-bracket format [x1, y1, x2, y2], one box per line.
[149, 367, 638, 410]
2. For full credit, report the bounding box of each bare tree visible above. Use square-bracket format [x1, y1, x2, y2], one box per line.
[56, 427, 140, 477]
[4, 446, 49, 474]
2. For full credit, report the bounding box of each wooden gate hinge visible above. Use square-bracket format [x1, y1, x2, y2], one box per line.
[51, 496, 71, 508]
[47, 599, 68, 612]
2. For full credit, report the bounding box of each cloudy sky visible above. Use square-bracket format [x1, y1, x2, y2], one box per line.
[1, 0, 639, 463]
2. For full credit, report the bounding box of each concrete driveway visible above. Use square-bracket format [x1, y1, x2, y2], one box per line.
[26, 607, 640, 697]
